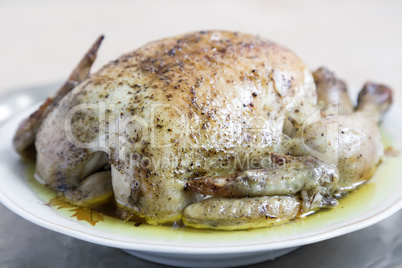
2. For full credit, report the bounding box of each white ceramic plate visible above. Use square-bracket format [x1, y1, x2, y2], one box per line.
[0, 91, 402, 268]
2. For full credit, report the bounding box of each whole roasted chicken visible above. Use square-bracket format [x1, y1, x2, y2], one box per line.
[13, 31, 392, 230]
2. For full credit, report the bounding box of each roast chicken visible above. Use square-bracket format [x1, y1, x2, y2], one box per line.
[13, 31, 392, 230]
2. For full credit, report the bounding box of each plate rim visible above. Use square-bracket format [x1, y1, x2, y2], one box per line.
[1, 182, 401, 254]
[0, 100, 401, 255]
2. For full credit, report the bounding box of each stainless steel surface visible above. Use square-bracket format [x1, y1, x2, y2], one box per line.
[0, 86, 401, 268]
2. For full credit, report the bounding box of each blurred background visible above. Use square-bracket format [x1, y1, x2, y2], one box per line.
[0, 0, 401, 97]
[0, 1, 401, 267]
